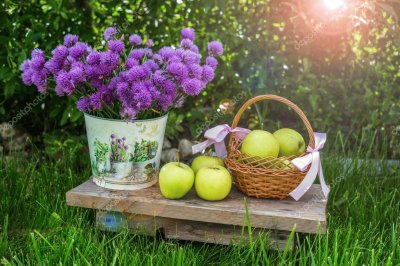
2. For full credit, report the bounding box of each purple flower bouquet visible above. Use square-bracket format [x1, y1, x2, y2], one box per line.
[20, 27, 223, 189]
[20, 27, 223, 120]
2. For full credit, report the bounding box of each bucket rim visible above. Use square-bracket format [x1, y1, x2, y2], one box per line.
[84, 112, 168, 123]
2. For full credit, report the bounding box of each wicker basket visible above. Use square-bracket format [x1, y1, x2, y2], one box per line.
[224, 95, 315, 199]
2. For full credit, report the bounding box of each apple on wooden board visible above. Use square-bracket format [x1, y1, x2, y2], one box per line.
[195, 165, 232, 201]
[191, 155, 225, 174]
[273, 128, 306, 157]
[159, 162, 194, 199]
[240, 130, 280, 158]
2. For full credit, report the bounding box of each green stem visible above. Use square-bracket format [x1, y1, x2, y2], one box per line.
[102, 101, 120, 118]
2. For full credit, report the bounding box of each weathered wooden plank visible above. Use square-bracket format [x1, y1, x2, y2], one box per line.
[96, 211, 295, 250]
[67, 180, 326, 233]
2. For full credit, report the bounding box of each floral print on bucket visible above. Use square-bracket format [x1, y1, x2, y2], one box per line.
[85, 113, 167, 190]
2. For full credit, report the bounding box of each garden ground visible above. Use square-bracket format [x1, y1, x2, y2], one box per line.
[0, 138, 399, 265]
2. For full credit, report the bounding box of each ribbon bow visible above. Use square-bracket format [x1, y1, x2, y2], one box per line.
[192, 124, 251, 158]
[289, 132, 330, 201]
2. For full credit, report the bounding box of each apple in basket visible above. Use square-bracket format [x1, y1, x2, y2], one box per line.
[159, 162, 194, 199]
[191, 155, 225, 174]
[272, 158, 296, 170]
[240, 130, 280, 158]
[195, 165, 232, 201]
[273, 128, 306, 156]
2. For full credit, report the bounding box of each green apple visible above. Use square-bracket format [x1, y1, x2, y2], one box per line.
[159, 162, 194, 199]
[273, 128, 305, 157]
[195, 165, 232, 201]
[240, 130, 280, 158]
[273, 159, 295, 170]
[191, 155, 225, 174]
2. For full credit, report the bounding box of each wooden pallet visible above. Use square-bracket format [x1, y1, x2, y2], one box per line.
[66, 180, 327, 250]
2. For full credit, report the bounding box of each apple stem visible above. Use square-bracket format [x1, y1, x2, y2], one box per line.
[176, 150, 180, 165]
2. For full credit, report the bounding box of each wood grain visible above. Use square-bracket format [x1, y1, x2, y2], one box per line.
[67, 180, 327, 233]
[96, 211, 295, 250]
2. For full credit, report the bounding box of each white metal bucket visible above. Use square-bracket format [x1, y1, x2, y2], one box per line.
[84, 113, 168, 190]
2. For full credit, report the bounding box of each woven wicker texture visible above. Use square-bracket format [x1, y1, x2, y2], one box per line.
[225, 95, 315, 199]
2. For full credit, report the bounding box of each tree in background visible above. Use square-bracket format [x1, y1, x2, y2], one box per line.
[1, 0, 399, 157]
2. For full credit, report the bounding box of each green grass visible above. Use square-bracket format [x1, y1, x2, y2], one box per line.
[0, 140, 399, 265]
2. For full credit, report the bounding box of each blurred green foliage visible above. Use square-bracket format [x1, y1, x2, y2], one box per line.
[1, 0, 399, 157]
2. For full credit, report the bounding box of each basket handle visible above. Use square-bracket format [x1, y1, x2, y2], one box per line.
[230, 94, 315, 149]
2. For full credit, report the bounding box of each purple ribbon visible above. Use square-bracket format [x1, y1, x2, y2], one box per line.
[192, 124, 251, 158]
[289, 132, 330, 201]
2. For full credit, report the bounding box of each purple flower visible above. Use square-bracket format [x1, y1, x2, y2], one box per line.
[30, 56, 46, 71]
[117, 139, 122, 143]
[126, 66, 149, 81]
[108, 40, 125, 53]
[182, 50, 201, 65]
[180, 39, 193, 50]
[181, 28, 195, 41]
[190, 44, 199, 53]
[69, 42, 88, 59]
[174, 96, 185, 108]
[100, 51, 120, 67]
[205, 56, 218, 70]
[158, 47, 174, 60]
[124, 145, 128, 150]
[122, 136, 126, 141]
[116, 82, 129, 95]
[187, 64, 202, 79]
[104, 27, 118, 41]
[129, 49, 145, 60]
[55, 70, 74, 95]
[32, 70, 48, 90]
[76, 97, 91, 112]
[129, 34, 142, 46]
[152, 54, 163, 65]
[120, 106, 137, 120]
[125, 58, 139, 69]
[166, 62, 188, 81]
[174, 49, 185, 59]
[168, 55, 182, 64]
[208, 41, 223, 56]
[20, 27, 223, 119]
[21, 69, 34, 86]
[146, 39, 154, 48]
[143, 48, 153, 58]
[90, 78, 103, 89]
[182, 78, 202, 96]
[55, 84, 64, 96]
[90, 92, 103, 110]
[70, 66, 85, 84]
[145, 80, 160, 100]
[63, 34, 79, 47]
[158, 94, 174, 110]
[31, 49, 45, 59]
[160, 79, 176, 94]
[152, 70, 166, 86]
[143, 59, 159, 72]
[20, 60, 31, 71]
[44, 59, 63, 75]
[87, 51, 101, 65]
[134, 83, 153, 109]
[51, 45, 69, 60]
[111, 134, 116, 139]
[202, 65, 215, 83]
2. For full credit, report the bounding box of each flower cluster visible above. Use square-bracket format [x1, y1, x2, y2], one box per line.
[20, 27, 223, 120]
[110, 134, 129, 162]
